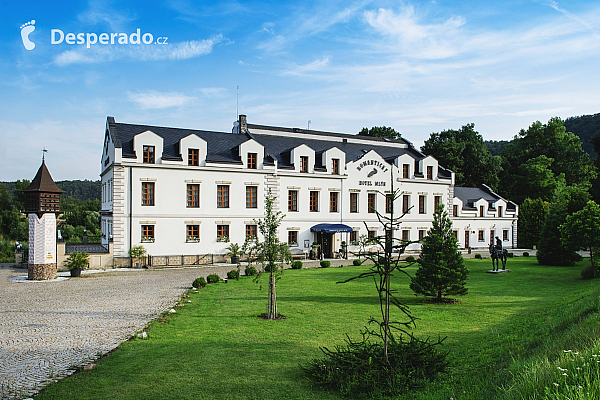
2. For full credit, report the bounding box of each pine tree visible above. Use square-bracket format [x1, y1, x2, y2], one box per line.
[410, 205, 468, 302]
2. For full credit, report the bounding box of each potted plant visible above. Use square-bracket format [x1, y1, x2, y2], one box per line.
[225, 242, 241, 264]
[129, 245, 147, 268]
[310, 241, 320, 260]
[64, 252, 89, 277]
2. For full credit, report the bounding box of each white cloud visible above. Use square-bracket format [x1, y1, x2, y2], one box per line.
[364, 6, 465, 59]
[54, 35, 223, 66]
[283, 56, 331, 76]
[199, 87, 228, 98]
[127, 90, 195, 109]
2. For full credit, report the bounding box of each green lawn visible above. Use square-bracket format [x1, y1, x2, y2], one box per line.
[36, 258, 600, 400]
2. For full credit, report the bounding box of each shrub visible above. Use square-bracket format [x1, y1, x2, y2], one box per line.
[244, 266, 257, 276]
[192, 277, 206, 288]
[226, 270, 239, 280]
[405, 255, 415, 263]
[581, 264, 597, 280]
[206, 274, 220, 284]
[507, 252, 514, 258]
[353, 259, 362, 266]
[320, 260, 331, 268]
[303, 335, 448, 397]
[523, 251, 530, 257]
[291, 260, 303, 269]
[474, 253, 482, 259]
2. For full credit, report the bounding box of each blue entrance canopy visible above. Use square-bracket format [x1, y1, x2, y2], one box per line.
[310, 223, 353, 233]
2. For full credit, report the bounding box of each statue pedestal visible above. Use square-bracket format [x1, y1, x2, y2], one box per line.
[28, 263, 57, 280]
[486, 269, 511, 274]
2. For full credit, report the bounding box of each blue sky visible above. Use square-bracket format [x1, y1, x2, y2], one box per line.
[1, 0, 599, 181]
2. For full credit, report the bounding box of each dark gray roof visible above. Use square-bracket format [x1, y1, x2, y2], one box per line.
[454, 185, 506, 208]
[108, 117, 434, 173]
[25, 160, 64, 193]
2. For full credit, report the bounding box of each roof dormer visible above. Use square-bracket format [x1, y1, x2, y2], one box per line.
[321, 147, 346, 175]
[132, 130, 163, 164]
[290, 144, 315, 173]
[180, 134, 207, 167]
[239, 139, 265, 169]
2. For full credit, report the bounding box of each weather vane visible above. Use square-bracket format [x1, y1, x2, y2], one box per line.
[42, 148, 48, 161]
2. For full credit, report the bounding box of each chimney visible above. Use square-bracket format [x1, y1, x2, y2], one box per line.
[239, 115, 248, 134]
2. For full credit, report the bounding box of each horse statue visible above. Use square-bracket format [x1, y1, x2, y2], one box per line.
[489, 241, 508, 271]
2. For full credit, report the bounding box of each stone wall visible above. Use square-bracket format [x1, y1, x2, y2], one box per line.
[28, 263, 57, 280]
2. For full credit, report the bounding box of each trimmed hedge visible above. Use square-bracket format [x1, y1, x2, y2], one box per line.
[206, 274, 220, 284]
[244, 266, 257, 276]
[353, 259, 362, 266]
[227, 270, 239, 280]
[320, 260, 331, 268]
[192, 277, 206, 288]
[291, 260, 303, 269]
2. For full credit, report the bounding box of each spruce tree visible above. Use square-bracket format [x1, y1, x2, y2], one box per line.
[410, 205, 468, 302]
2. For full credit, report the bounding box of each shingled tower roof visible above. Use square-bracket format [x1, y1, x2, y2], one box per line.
[24, 160, 64, 194]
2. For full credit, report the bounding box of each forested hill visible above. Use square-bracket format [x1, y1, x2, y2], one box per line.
[1, 180, 100, 202]
[564, 113, 600, 157]
[484, 113, 600, 158]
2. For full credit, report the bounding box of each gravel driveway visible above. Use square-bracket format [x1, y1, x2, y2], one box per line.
[0, 265, 233, 400]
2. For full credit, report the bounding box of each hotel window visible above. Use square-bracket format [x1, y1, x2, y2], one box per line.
[403, 164, 409, 178]
[480, 205, 485, 217]
[330, 192, 339, 213]
[300, 156, 309, 173]
[402, 230, 409, 241]
[246, 224, 257, 238]
[386, 194, 393, 214]
[217, 225, 229, 241]
[217, 185, 229, 208]
[490, 230, 495, 244]
[188, 149, 199, 166]
[309, 191, 319, 212]
[503, 229, 509, 241]
[246, 186, 257, 208]
[143, 145, 155, 164]
[368, 193, 376, 213]
[141, 182, 154, 206]
[247, 152, 257, 169]
[453, 204, 458, 217]
[141, 224, 154, 241]
[350, 193, 358, 213]
[453, 231, 458, 240]
[418, 195, 425, 214]
[186, 184, 199, 208]
[332, 158, 340, 175]
[434, 196, 441, 212]
[288, 190, 298, 212]
[186, 225, 199, 241]
[368, 230, 376, 241]
[419, 230, 426, 240]
[427, 166, 433, 180]
[350, 231, 357, 243]
[498, 206, 503, 217]
[403, 194, 410, 214]
[478, 230, 485, 242]
[288, 231, 298, 246]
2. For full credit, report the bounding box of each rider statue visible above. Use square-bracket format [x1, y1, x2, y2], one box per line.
[495, 236, 502, 250]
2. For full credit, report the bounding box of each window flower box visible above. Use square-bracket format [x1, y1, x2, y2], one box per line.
[141, 237, 155, 243]
[217, 236, 230, 243]
[186, 237, 200, 243]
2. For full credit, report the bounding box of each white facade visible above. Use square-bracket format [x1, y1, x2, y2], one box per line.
[100, 116, 518, 260]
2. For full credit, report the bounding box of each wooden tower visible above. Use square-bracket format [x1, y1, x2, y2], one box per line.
[24, 159, 64, 280]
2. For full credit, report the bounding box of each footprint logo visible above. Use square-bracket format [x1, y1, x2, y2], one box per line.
[20, 20, 36, 50]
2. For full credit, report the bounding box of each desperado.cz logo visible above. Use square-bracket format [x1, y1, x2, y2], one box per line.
[20, 20, 168, 50]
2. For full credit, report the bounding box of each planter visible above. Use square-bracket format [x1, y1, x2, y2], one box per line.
[70, 268, 82, 277]
[231, 256, 240, 264]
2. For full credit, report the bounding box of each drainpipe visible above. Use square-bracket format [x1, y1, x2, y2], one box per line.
[129, 165, 132, 266]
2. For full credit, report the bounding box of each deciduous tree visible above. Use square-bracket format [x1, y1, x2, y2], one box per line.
[421, 123, 501, 190]
[560, 201, 600, 269]
[359, 126, 402, 140]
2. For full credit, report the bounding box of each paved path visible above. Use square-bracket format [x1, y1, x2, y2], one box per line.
[0, 265, 234, 400]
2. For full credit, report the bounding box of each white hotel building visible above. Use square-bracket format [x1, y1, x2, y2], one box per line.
[100, 115, 518, 264]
